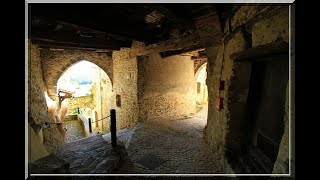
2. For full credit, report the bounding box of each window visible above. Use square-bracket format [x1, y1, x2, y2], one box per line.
[116, 94, 121, 107]
[197, 82, 201, 94]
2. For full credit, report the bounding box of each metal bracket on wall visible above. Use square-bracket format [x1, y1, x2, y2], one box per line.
[41, 121, 63, 129]
[216, 97, 224, 110]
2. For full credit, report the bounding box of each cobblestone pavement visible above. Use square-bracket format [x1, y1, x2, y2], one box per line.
[64, 120, 85, 143]
[103, 127, 136, 149]
[55, 136, 127, 174]
[113, 104, 224, 174]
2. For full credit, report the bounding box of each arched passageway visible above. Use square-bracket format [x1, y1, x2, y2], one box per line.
[112, 58, 218, 174]
[57, 60, 113, 143]
[195, 62, 208, 112]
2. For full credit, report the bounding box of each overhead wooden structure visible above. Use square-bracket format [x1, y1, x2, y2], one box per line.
[29, 4, 236, 55]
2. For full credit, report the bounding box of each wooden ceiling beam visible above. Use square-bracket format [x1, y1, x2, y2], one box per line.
[31, 30, 132, 49]
[130, 32, 201, 57]
[32, 38, 121, 51]
[160, 46, 205, 58]
[31, 17, 131, 41]
[155, 5, 193, 25]
[31, 17, 133, 50]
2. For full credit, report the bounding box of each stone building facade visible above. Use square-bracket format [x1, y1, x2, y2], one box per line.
[28, 5, 293, 173]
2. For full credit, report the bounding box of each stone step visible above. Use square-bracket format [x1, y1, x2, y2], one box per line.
[237, 150, 268, 174]
[58, 135, 104, 152]
[57, 138, 107, 161]
[29, 154, 70, 174]
[246, 153, 267, 174]
[248, 148, 274, 173]
[54, 135, 127, 174]
[102, 126, 136, 148]
[238, 155, 257, 173]
[234, 146, 276, 174]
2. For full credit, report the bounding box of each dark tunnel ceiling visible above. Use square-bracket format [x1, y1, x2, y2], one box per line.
[30, 4, 236, 50]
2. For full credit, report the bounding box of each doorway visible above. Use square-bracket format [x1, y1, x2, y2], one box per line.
[245, 56, 288, 172]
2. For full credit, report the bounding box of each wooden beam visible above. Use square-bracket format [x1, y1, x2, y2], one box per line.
[31, 30, 132, 50]
[192, 57, 208, 61]
[32, 17, 132, 41]
[155, 5, 193, 25]
[40, 46, 115, 53]
[198, 50, 207, 56]
[130, 32, 201, 57]
[160, 45, 205, 58]
[191, 54, 207, 60]
[230, 40, 289, 62]
[54, 20, 130, 42]
[31, 17, 132, 50]
[31, 6, 155, 42]
[32, 38, 121, 51]
[31, 26, 133, 48]
[192, 5, 218, 20]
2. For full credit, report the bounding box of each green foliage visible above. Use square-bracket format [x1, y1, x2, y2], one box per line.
[68, 108, 79, 115]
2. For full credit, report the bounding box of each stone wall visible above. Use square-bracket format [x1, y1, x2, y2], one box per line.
[28, 123, 49, 163]
[40, 49, 113, 101]
[91, 68, 113, 132]
[29, 42, 64, 154]
[92, 71, 102, 131]
[29, 43, 48, 125]
[204, 31, 247, 154]
[199, 5, 289, 164]
[112, 48, 139, 129]
[100, 69, 113, 130]
[67, 95, 94, 110]
[138, 53, 196, 121]
[39, 47, 137, 134]
[273, 84, 289, 174]
[195, 63, 208, 105]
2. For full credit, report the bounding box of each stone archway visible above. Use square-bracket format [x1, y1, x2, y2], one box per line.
[194, 60, 207, 76]
[57, 60, 113, 135]
[195, 62, 207, 78]
[40, 49, 113, 101]
[52, 58, 112, 102]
